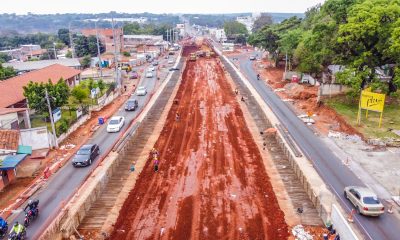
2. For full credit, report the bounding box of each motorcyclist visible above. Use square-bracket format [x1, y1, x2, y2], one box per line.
[0, 217, 7, 236]
[24, 199, 39, 219]
[9, 222, 25, 238]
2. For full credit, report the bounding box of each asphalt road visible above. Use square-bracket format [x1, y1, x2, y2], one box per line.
[232, 53, 400, 240]
[9, 61, 165, 239]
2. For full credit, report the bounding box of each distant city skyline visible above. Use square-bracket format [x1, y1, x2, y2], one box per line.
[1, 0, 326, 14]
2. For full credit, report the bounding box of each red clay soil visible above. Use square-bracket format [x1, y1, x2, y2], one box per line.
[110, 54, 289, 239]
[254, 59, 361, 136]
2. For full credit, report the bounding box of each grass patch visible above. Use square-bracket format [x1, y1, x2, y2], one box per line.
[30, 109, 78, 132]
[326, 96, 400, 139]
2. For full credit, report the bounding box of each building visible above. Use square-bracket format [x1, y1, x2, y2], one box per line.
[0, 64, 81, 109]
[81, 28, 124, 53]
[0, 130, 20, 156]
[0, 44, 47, 62]
[0, 154, 29, 190]
[236, 16, 254, 33]
[123, 35, 166, 54]
[0, 108, 30, 129]
[209, 28, 227, 42]
[176, 23, 185, 37]
[3, 58, 81, 73]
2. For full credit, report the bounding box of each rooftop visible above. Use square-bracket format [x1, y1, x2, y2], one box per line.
[0, 129, 19, 151]
[0, 64, 81, 108]
[3, 59, 81, 72]
[0, 108, 27, 115]
[0, 154, 28, 170]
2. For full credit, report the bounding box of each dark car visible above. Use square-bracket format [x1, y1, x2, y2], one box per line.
[130, 72, 138, 79]
[169, 67, 179, 71]
[152, 61, 159, 66]
[72, 144, 100, 167]
[125, 99, 138, 111]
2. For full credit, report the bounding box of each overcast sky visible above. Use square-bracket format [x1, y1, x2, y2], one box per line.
[1, 0, 326, 14]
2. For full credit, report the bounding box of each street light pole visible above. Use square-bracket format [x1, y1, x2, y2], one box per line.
[95, 20, 103, 77]
[45, 89, 58, 148]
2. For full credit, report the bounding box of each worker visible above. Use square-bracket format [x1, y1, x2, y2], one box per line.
[130, 164, 135, 172]
[176, 113, 180, 121]
[257, 74, 260, 80]
[9, 222, 25, 238]
[154, 163, 159, 172]
[0, 217, 7, 236]
[241, 96, 245, 102]
[124, 85, 127, 92]
[234, 88, 239, 95]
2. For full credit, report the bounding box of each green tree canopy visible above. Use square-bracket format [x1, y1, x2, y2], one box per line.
[0, 64, 16, 80]
[223, 21, 248, 36]
[23, 79, 70, 113]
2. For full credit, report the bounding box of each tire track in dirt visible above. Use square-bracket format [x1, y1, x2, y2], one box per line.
[110, 46, 289, 240]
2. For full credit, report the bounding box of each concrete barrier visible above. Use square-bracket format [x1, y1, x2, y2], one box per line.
[332, 204, 359, 240]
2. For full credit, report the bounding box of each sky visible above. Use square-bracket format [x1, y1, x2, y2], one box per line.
[1, 0, 326, 14]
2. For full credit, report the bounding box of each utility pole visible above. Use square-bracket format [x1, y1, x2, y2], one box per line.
[45, 89, 58, 148]
[68, 22, 75, 58]
[53, 42, 57, 59]
[95, 20, 103, 77]
[111, 17, 120, 89]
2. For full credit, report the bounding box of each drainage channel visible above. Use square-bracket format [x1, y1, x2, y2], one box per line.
[220, 56, 322, 226]
[77, 58, 185, 232]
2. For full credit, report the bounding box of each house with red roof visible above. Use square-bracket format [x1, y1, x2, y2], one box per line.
[0, 64, 81, 129]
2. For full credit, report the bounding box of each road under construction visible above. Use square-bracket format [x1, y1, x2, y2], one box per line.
[54, 41, 325, 240]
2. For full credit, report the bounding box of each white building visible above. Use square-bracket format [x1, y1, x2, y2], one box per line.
[209, 28, 227, 42]
[236, 16, 255, 33]
[176, 23, 185, 37]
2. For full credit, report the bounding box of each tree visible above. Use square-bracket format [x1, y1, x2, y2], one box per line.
[23, 79, 70, 114]
[65, 50, 72, 58]
[0, 64, 16, 80]
[58, 28, 70, 46]
[252, 13, 273, 32]
[223, 21, 248, 36]
[71, 85, 89, 104]
[336, 0, 400, 93]
[0, 53, 11, 63]
[97, 79, 106, 92]
[74, 35, 105, 57]
[123, 22, 141, 35]
[80, 55, 91, 68]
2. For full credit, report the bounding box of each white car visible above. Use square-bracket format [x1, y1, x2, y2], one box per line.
[148, 66, 155, 71]
[344, 186, 385, 216]
[107, 116, 125, 133]
[145, 72, 153, 78]
[168, 59, 174, 64]
[136, 86, 147, 96]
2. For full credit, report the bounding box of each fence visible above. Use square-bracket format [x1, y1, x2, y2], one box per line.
[319, 83, 349, 97]
[19, 126, 52, 150]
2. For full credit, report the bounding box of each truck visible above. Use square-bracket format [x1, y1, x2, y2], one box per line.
[189, 53, 197, 61]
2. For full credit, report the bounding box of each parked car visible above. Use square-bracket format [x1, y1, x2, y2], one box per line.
[72, 144, 100, 167]
[125, 99, 138, 111]
[107, 116, 125, 133]
[344, 186, 385, 216]
[249, 55, 256, 61]
[169, 67, 179, 71]
[136, 86, 147, 96]
[152, 61, 159, 66]
[168, 59, 174, 64]
[148, 66, 155, 72]
[146, 72, 153, 78]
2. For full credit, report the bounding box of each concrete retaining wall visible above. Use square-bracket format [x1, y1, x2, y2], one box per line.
[319, 83, 349, 97]
[19, 126, 51, 150]
[39, 53, 183, 240]
[216, 48, 360, 237]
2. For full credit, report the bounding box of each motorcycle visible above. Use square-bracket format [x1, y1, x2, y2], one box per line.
[23, 212, 30, 228]
[0, 223, 8, 239]
[8, 230, 26, 240]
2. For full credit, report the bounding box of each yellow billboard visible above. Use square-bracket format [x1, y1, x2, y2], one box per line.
[360, 91, 385, 112]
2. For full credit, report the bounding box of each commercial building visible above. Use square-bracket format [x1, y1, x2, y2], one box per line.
[3, 58, 81, 73]
[81, 28, 124, 53]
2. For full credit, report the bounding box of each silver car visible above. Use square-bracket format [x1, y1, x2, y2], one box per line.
[344, 186, 385, 216]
